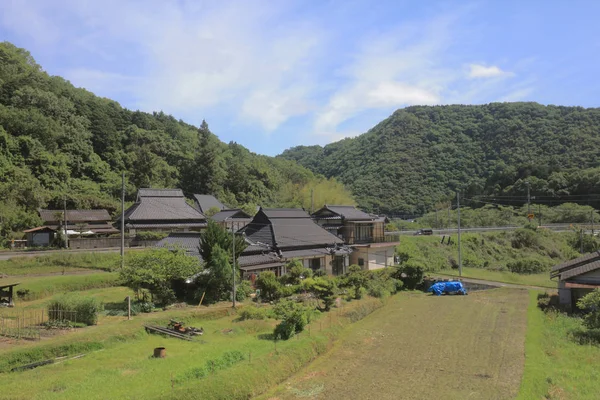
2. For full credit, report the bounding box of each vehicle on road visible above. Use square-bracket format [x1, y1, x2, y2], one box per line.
[414, 228, 433, 236]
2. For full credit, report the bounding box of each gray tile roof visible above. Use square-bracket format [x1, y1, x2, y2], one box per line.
[193, 194, 226, 213]
[242, 208, 344, 250]
[156, 233, 202, 252]
[560, 260, 600, 281]
[551, 251, 600, 272]
[138, 188, 184, 198]
[126, 222, 207, 229]
[40, 209, 112, 223]
[210, 209, 252, 222]
[312, 205, 374, 221]
[551, 251, 600, 280]
[238, 252, 281, 267]
[125, 196, 206, 222]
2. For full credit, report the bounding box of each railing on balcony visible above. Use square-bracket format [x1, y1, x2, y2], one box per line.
[346, 233, 400, 245]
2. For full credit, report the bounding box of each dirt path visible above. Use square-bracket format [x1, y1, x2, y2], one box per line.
[259, 288, 529, 400]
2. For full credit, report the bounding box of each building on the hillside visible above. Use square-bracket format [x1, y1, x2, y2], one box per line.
[120, 189, 207, 234]
[551, 251, 600, 310]
[238, 208, 351, 278]
[193, 194, 227, 214]
[155, 232, 202, 262]
[24, 209, 118, 247]
[210, 209, 253, 231]
[311, 205, 400, 270]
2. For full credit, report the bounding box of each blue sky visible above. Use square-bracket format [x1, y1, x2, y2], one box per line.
[1, 0, 599, 156]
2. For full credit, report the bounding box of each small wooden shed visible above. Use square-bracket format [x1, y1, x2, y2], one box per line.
[0, 283, 20, 307]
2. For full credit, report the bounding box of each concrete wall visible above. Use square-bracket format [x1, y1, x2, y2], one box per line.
[349, 246, 395, 270]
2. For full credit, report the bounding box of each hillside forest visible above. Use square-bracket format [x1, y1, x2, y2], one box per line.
[0, 42, 354, 239]
[281, 103, 600, 215]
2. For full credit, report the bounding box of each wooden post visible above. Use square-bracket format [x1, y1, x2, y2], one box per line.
[127, 296, 131, 320]
[199, 291, 206, 306]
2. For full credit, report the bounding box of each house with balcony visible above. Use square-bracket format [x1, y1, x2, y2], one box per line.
[238, 208, 351, 278]
[312, 205, 400, 270]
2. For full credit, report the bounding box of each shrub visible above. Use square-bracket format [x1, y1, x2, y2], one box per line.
[568, 231, 600, 253]
[577, 289, 600, 330]
[47, 294, 104, 326]
[235, 279, 253, 302]
[237, 306, 267, 321]
[301, 277, 336, 311]
[506, 258, 549, 274]
[511, 229, 539, 249]
[272, 299, 312, 340]
[256, 271, 283, 301]
[394, 263, 424, 289]
[274, 320, 296, 340]
[284, 260, 313, 285]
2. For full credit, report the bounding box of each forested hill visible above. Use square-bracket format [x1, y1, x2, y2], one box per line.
[280, 103, 600, 215]
[0, 42, 353, 237]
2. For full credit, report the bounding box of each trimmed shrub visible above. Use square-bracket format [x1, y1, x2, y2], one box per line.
[256, 271, 282, 301]
[47, 294, 104, 326]
[577, 289, 600, 330]
[235, 279, 253, 302]
[394, 263, 424, 289]
[237, 306, 268, 321]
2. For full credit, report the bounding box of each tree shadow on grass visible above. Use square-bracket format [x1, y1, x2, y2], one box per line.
[569, 328, 600, 345]
[257, 333, 275, 341]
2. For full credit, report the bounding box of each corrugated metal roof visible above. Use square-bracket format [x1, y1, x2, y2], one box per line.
[40, 209, 112, 223]
[193, 194, 226, 213]
[138, 188, 184, 198]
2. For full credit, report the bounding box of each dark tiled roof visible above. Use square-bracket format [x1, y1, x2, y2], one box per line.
[262, 208, 310, 219]
[124, 196, 206, 222]
[211, 209, 252, 222]
[242, 208, 344, 249]
[239, 262, 284, 272]
[313, 205, 373, 221]
[282, 248, 331, 259]
[238, 253, 281, 267]
[138, 188, 184, 198]
[560, 260, 600, 281]
[193, 194, 226, 213]
[156, 233, 202, 252]
[126, 222, 207, 229]
[40, 209, 112, 223]
[551, 251, 600, 272]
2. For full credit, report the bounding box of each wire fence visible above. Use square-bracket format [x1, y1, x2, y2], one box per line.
[0, 308, 77, 340]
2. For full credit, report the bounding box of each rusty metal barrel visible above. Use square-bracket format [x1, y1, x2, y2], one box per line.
[153, 347, 166, 358]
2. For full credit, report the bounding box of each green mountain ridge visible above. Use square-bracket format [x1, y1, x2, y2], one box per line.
[280, 103, 600, 215]
[0, 42, 353, 239]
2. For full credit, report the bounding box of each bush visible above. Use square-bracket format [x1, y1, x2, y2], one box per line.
[568, 231, 600, 253]
[394, 263, 424, 290]
[256, 271, 282, 301]
[237, 306, 268, 321]
[577, 289, 600, 330]
[235, 279, 253, 302]
[47, 294, 104, 326]
[272, 299, 313, 340]
[511, 229, 539, 249]
[506, 258, 549, 274]
[274, 320, 296, 340]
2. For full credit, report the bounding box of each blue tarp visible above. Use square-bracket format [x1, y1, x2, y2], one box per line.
[427, 281, 467, 296]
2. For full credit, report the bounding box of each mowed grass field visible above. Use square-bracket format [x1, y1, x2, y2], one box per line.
[259, 288, 530, 400]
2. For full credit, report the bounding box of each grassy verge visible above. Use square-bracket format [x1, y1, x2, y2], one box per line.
[0, 297, 385, 399]
[517, 291, 600, 399]
[2, 273, 122, 302]
[435, 267, 556, 288]
[0, 252, 122, 276]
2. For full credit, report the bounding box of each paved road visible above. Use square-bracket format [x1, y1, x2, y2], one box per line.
[388, 223, 579, 237]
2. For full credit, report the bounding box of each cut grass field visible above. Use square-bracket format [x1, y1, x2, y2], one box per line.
[517, 291, 600, 399]
[0, 298, 385, 400]
[436, 267, 556, 288]
[259, 288, 530, 400]
[0, 252, 121, 276]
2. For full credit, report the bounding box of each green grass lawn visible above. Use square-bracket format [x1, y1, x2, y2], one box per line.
[517, 291, 600, 399]
[0, 297, 385, 400]
[435, 267, 556, 288]
[2, 273, 122, 302]
[0, 252, 122, 276]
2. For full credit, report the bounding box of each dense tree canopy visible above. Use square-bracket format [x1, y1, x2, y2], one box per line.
[281, 103, 600, 215]
[0, 42, 354, 239]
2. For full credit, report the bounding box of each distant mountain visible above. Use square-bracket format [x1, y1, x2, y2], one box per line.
[0, 42, 354, 237]
[280, 103, 600, 214]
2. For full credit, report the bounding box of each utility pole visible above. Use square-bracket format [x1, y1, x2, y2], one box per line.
[526, 181, 531, 217]
[121, 172, 125, 269]
[63, 198, 69, 249]
[457, 191, 462, 277]
[232, 229, 236, 308]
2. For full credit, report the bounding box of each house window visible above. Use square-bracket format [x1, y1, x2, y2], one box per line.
[310, 258, 322, 271]
[358, 258, 364, 267]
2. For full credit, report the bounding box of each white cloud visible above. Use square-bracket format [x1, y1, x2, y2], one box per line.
[468, 64, 512, 78]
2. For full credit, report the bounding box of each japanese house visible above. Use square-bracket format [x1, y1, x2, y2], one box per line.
[193, 194, 227, 214]
[24, 209, 119, 247]
[238, 208, 351, 278]
[551, 250, 600, 310]
[210, 209, 253, 231]
[312, 205, 400, 270]
[121, 189, 207, 234]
